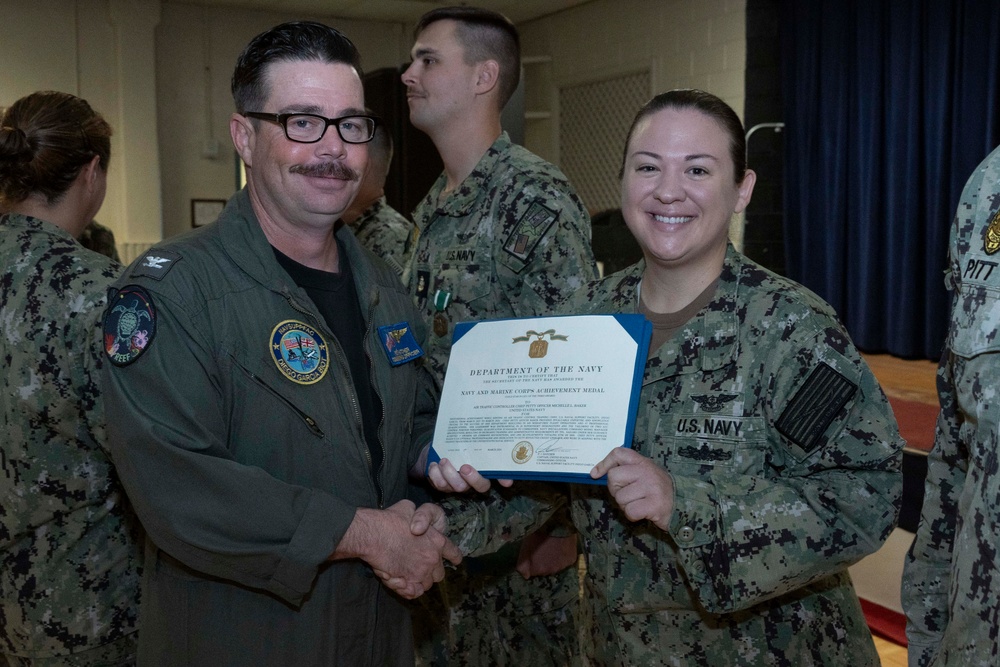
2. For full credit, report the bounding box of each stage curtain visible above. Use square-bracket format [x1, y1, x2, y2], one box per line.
[781, 0, 1000, 359]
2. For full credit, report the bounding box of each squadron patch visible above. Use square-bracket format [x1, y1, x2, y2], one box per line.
[271, 320, 329, 385]
[378, 321, 424, 366]
[776, 362, 857, 452]
[985, 208, 1000, 254]
[503, 201, 558, 261]
[104, 285, 157, 366]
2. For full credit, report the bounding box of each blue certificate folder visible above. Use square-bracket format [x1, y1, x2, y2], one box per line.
[427, 313, 652, 485]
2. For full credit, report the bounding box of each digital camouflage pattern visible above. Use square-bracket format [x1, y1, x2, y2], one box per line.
[446, 246, 904, 666]
[350, 196, 413, 277]
[0, 213, 141, 665]
[902, 144, 1000, 667]
[78, 221, 121, 263]
[409, 132, 598, 666]
[408, 132, 599, 385]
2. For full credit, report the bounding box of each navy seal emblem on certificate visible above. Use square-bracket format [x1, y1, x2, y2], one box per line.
[271, 320, 329, 384]
[512, 441, 534, 464]
[104, 285, 157, 366]
[378, 322, 424, 366]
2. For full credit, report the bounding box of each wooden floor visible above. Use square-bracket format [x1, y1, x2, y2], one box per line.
[873, 634, 909, 667]
[862, 354, 937, 665]
[863, 353, 938, 405]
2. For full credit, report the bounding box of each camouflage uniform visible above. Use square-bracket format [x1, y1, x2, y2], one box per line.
[902, 144, 1000, 667]
[78, 220, 121, 263]
[350, 196, 413, 277]
[409, 132, 598, 665]
[447, 246, 904, 666]
[0, 213, 141, 666]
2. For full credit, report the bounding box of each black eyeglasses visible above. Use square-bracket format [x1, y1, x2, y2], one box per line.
[243, 112, 378, 144]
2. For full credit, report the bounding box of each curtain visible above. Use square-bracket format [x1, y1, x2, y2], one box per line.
[781, 0, 1000, 359]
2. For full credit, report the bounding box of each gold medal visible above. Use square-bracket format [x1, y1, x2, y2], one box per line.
[985, 209, 1000, 255]
[433, 312, 449, 337]
[529, 337, 549, 358]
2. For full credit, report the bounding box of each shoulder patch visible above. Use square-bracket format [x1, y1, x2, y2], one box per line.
[104, 285, 157, 366]
[776, 362, 857, 452]
[503, 201, 558, 261]
[132, 249, 182, 280]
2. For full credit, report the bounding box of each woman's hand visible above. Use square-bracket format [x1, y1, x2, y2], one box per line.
[592, 447, 675, 531]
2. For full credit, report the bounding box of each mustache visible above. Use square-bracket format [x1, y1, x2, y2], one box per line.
[290, 161, 360, 180]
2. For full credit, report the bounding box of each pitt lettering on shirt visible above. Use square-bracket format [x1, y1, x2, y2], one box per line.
[964, 257, 998, 282]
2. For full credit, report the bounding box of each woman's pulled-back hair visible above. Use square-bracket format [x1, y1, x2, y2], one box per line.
[0, 91, 111, 207]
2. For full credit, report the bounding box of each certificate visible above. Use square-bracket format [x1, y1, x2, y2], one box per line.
[428, 314, 651, 484]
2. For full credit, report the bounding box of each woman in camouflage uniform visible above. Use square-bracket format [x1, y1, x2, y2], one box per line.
[428, 90, 904, 665]
[0, 92, 140, 666]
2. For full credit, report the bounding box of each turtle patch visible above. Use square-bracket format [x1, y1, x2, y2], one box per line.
[104, 285, 157, 366]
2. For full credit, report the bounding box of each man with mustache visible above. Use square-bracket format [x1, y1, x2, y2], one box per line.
[101, 21, 459, 666]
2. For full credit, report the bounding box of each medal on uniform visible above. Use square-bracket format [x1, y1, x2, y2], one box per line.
[985, 208, 1000, 254]
[432, 289, 452, 337]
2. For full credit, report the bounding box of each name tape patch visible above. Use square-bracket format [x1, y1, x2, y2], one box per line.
[378, 321, 424, 366]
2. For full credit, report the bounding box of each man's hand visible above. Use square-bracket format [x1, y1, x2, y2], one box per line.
[427, 457, 513, 493]
[591, 447, 675, 531]
[332, 500, 461, 599]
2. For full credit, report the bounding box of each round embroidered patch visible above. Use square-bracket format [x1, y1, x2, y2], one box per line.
[270, 320, 329, 385]
[104, 285, 157, 366]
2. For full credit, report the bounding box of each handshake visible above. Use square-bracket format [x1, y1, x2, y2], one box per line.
[333, 498, 460, 600]
[332, 458, 503, 599]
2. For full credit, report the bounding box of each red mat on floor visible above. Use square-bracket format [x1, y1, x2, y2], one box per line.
[861, 598, 908, 646]
[887, 396, 938, 453]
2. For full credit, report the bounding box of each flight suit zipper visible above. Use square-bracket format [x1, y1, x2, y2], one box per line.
[282, 289, 383, 507]
[361, 288, 385, 509]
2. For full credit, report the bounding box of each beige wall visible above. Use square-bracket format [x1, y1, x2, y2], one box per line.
[519, 0, 747, 164]
[1, 0, 747, 250]
[0, 0, 163, 259]
[156, 3, 410, 240]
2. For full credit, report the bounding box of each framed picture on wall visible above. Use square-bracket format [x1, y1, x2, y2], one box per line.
[191, 199, 226, 228]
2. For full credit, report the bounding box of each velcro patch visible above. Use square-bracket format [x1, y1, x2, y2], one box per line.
[104, 285, 157, 367]
[776, 362, 857, 452]
[378, 321, 424, 366]
[132, 249, 182, 280]
[503, 201, 558, 261]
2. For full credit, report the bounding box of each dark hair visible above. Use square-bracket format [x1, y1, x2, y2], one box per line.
[231, 21, 363, 114]
[416, 7, 520, 109]
[618, 89, 747, 183]
[367, 111, 394, 177]
[0, 91, 112, 207]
